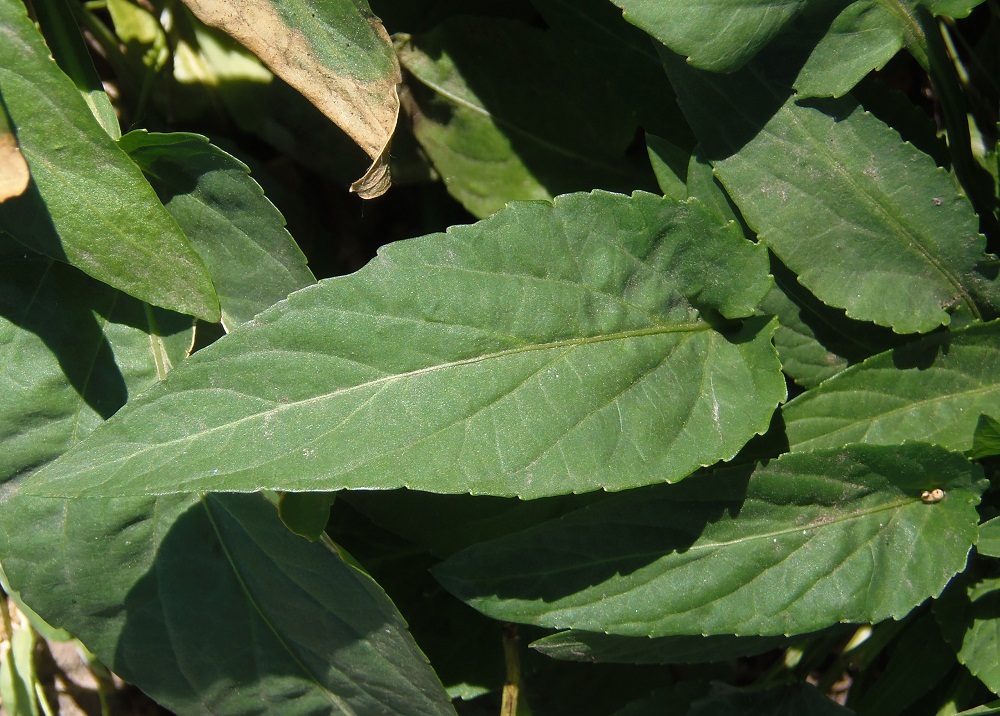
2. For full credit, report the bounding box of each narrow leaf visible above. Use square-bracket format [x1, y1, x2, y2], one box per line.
[0, 0, 219, 320]
[0, 493, 456, 715]
[398, 17, 657, 217]
[19, 191, 781, 499]
[664, 54, 1000, 333]
[119, 131, 316, 330]
[531, 630, 796, 665]
[433, 444, 983, 637]
[30, 0, 120, 137]
[783, 321, 1000, 453]
[177, 0, 400, 197]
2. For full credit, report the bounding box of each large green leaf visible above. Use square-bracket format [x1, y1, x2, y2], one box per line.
[0, 233, 450, 712]
[783, 321, 1000, 453]
[19, 191, 782, 499]
[119, 131, 316, 330]
[176, 0, 400, 197]
[398, 18, 657, 217]
[0, 0, 219, 321]
[433, 444, 983, 637]
[0, 492, 456, 715]
[664, 53, 1000, 333]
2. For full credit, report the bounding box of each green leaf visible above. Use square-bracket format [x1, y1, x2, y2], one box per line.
[957, 701, 1000, 716]
[970, 414, 1000, 459]
[29, 0, 120, 137]
[433, 444, 983, 637]
[610, 0, 809, 72]
[119, 131, 316, 330]
[0, 619, 38, 716]
[664, 54, 1000, 333]
[647, 135, 689, 202]
[977, 517, 1000, 558]
[0, 234, 194, 483]
[687, 682, 853, 715]
[936, 576, 1000, 695]
[783, 321, 1000, 453]
[530, 630, 796, 665]
[278, 491, 337, 541]
[0, 0, 220, 321]
[398, 18, 657, 217]
[612, 683, 710, 716]
[176, 0, 400, 197]
[21, 191, 782, 499]
[760, 255, 906, 389]
[0, 493, 456, 715]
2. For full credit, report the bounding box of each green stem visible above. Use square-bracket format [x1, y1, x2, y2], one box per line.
[501, 623, 521, 716]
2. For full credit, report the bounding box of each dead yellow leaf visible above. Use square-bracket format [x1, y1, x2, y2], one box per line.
[180, 0, 400, 198]
[0, 131, 29, 202]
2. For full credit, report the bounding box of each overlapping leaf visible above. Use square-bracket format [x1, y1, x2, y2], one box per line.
[531, 630, 796, 665]
[0, 224, 450, 713]
[614, 0, 984, 96]
[0, 0, 219, 321]
[783, 321, 1000, 453]
[18, 191, 781, 499]
[0, 493, 456, 715]
[398, 18, 657, 217]
[433, 444, 983, 637]
[935, 576, 1000, 695]
[665, 54, 1000, 333]
[120, 131, 316, 330]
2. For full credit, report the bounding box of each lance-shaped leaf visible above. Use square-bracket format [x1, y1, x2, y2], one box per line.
[531, 630, 797, 665]
[0, 0, 219, 321]
[0, 235, 450, 713]
[398, 17, 657, 218]
[432, 444, 983, 637]
[783, 321, 1000, 453]
[20, 191, 782, 499]
[664, 54, 1000, 333]
[0, 492, 456, 715]
[177, 0, 400, 197]
[119, 131, 316, 330]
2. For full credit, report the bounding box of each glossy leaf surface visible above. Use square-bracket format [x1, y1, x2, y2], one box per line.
[665, 55, 1000, 333]
[434, 444, 982, 636]
[784, 321, 1000, 453]
[0, 0, 219, 321]
[21, 192, 782, 499]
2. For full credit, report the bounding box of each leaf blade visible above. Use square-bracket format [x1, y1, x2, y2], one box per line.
[433, 444, 983, 637]
[20, 191, 783, 499]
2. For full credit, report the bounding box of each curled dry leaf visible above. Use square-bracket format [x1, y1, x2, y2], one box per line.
[0, 130, 29, 202]
[180, 0, 400, 198]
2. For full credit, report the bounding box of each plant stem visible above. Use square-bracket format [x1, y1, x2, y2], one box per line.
[500, 623, 521, 716]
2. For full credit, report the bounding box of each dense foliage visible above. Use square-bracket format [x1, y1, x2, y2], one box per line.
[1, 0, 999, 714]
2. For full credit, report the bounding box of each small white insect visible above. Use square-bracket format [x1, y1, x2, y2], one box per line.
[921, 488, 946, 504]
